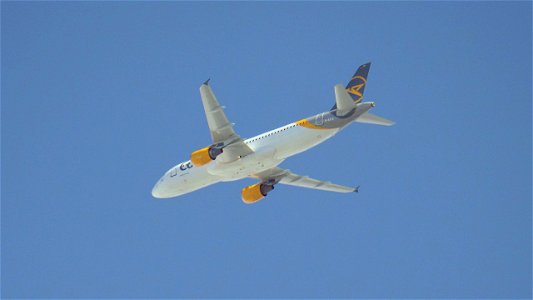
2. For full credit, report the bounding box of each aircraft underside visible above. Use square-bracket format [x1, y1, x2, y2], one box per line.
[152, 62, 393, 203]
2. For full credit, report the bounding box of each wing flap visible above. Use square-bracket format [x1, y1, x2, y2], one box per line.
[253, 167, 357, 193]
[280, 175, 356, 193]
[198, 82, 253, 161]
[199, 84, 239, 143]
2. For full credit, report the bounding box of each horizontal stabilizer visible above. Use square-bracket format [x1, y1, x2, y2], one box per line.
[334, 84, 356, 116]
[355, 112, 395, 126]
[330, 62, 371, 111]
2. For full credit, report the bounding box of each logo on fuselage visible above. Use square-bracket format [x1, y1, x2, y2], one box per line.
[179, 161, 194, 171]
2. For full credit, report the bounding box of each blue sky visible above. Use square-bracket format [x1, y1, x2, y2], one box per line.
[2, 2, 531, 299]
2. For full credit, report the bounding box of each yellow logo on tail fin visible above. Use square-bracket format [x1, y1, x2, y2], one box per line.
[346, 75, 366, 100]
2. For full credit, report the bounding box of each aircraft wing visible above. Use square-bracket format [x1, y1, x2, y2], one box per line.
[252, 167, 358, 193]
[199, 81, 253, 160]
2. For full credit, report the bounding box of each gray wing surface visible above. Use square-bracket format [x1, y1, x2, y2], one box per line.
[253, 167, 357, 193]
[199, 82, 253, 161]
[355, 112, 395, 126]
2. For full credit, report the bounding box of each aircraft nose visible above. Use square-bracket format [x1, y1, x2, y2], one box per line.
[152, 182, 164, 198]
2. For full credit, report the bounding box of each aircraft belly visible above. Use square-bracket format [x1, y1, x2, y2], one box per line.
[208, 127, 337, 181]
[163, 164, 220, 197]
[275, 126, 338, 159]
[209, 146, 284, 180]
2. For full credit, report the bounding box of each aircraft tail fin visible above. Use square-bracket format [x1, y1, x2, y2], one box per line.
[331, 62, 371, 111]
[345, 62, 371, 103]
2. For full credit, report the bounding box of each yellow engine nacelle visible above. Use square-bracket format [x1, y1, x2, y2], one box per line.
[190, 145, 223, 167]
[241, 183, 274, 204]
[190, 147, 212, 166]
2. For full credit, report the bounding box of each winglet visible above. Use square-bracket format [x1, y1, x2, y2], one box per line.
[354, 185, 360, 193]
[203, 78, 211, 85]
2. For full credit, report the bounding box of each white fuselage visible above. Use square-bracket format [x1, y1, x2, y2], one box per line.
[151, 122, 340, 198]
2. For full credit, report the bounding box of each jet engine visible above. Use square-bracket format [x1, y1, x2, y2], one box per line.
[241, 182, 275, 204]
[190, 143, 224, 166]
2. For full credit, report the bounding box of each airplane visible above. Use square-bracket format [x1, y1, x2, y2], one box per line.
[151, 62, 394, 204]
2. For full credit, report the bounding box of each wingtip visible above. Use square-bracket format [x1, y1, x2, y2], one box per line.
[203, 78, 210, 85]
[354, 185, 360, 193]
